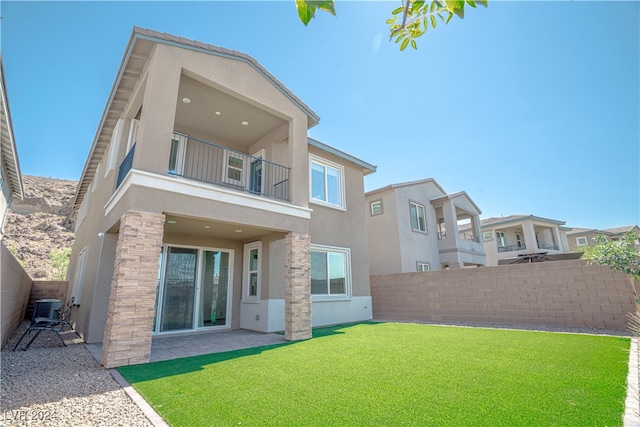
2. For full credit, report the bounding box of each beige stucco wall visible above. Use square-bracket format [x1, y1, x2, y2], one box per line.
[1, 241, 32, 348]
[371, 260, 635, 331]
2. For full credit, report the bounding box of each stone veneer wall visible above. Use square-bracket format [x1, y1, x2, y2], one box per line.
[284, 232, 312, 341]
[370, 260, 635, 331]
[101, 210, 165, 368]
[1, 241, 33, 349]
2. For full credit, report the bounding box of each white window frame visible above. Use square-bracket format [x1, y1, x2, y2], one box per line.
[417, 262, 430, 272]
[126, 118, 139, 153]
[70, 247, 88, 305]
[242, 241, 261, 303]
[106, 119, 123, 176]
[223, 150, 245, 187]
[483, 231, 492, 241]
[168, 133, 188, 175]
[409, 201, 427, 233]
[310, 244, 351, 301]
[576, 236, 588, 246]
[370, 200, 383, 216]
[249, 149, 265, 195]
[75, 191, 90, 233]
[309, 154, 346, 210]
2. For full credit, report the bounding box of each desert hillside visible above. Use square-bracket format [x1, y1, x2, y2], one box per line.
[3, 175, 77, 279]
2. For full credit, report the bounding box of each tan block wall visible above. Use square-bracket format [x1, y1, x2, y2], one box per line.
[26, 281, 69, 319]
[284, 232, 311, 341]
[1, 241, 32, 349]
[370, 260, 636, 331]
[101, 210, 165, 368]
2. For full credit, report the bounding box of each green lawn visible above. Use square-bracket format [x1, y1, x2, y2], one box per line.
[118, 322, 630, 426]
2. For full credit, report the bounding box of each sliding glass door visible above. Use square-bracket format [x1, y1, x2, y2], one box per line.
[156, 245, 233, 333]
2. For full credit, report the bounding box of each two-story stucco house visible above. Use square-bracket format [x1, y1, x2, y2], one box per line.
[566, 225, 640, 252]
[0, 58, 24, 240]
[66, 28, 376, 368]
[365, 178, 485, 274]
[478, 215, 572, 266]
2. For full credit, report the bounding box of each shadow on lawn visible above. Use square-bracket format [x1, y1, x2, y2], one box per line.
[118, 321, 382, 383]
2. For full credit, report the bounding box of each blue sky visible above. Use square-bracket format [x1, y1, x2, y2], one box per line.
[1, 1, 638, 229]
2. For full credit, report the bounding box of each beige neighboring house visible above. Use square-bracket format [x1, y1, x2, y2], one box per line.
[478, 215, 571, 266]
[66, 28, 376, 368]
[365, 178, 485, 274]
[0, 57, 24, 240]
[566, 225, 640, 251]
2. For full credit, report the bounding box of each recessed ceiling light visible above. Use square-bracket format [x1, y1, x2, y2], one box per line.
[204, 225, 211, 229]
[167, 220, 177, 224]
[215, 111, 221, 116]
[234, 229, 243, 233]
[241, 121, 249, 126]
[182, 97, 191, 104]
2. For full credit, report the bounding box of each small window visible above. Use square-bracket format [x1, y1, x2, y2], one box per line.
[576, 236, 588, 246]
[243, 241, 261, 301]
[496, 231, 506, 247]
[310, 155, 345, 209]
[92, 162, 102, 192]
[311, 245, 351, 298]
[483, 231, 492, 241]
[126, 118, 139, 153]
[370, 200, 383, 216]
[106, 119, 123, 176]
[417, 262, 430, 272]
[409, 202, 427, 233]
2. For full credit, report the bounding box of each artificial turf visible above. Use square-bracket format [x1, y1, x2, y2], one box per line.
[118, 322, 630, 426]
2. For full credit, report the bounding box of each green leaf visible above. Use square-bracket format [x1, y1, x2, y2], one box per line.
[476, 0, 488, 6]
[446, 11, 454, 23]
[412, 1, 425, 13]
[430, 0, 436, 13]
[411, 39, 417, 49]
[466, 0, 476, 7]
[430, 14, 437, 28]
[296, 0, 315, 25]
[392, 6, 404, 14]
[445, 0, 465, 18]
[400, 38, 410, 51]
[313, 0, 336, 15]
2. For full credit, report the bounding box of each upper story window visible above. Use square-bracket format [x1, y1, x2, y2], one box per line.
[417, 262, 430, 272]
[126, 118, 139, 153]
[483, 231, 492, 241]
[310, 154, 345, 210]
[496, 231, 506, 247]
[409, 201, 426, 233]
[106, 119, 123, 176]
[370, 200, 383, 216]
[576, 236, 588, 246]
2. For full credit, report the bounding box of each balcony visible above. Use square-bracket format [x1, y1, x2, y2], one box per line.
[461, 232, 479, 243]
[498, 244, 527, 253]
[538, 243, 559, 250]
[168, 133, 290, 202]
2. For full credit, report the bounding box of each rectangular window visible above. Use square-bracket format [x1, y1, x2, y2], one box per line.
[516, 233, 523, 248]
[370, 200, 383, 216]
[417, 262, 430, 272]
[311, 245, 350, 297]
[576, 236, 588, 246]
[224, 151, 245, 187]
[496, 231, 506, 247]
[483, 231, 492, 241]
[168, 134, 187, 175]
[310, 155, 345, 209]
[106, 119, 123, 176]
[410, 202, 427, 232]
[243, 241, 261, 301]
[126, 118, 139, 153]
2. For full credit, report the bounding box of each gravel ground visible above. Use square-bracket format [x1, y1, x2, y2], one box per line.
[0, 322, 153, 427]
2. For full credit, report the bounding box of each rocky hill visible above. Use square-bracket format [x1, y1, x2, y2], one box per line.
[3, 175, 77, 279]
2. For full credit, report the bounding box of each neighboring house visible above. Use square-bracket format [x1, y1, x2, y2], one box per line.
[365, 178, 485, 274]
[566, 225, 640, 251]
[67, 28, 376, 368]
[0, 57, 24, 239]
[477, 215, 571, 266]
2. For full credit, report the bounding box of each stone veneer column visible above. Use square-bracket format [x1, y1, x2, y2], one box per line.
[284, 232, 312, 341]
[101, 210, 165, 368]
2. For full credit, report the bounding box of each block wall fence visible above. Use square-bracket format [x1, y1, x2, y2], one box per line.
[370, 260, 637, 331]
[26, 280, 69, 319]
[1, 241, 33, 349]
